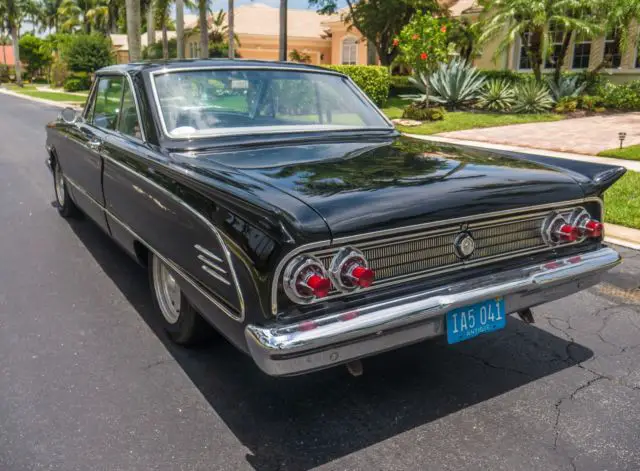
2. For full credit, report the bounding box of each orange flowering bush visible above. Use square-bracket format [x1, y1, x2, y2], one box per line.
[395, 12, 450, 108]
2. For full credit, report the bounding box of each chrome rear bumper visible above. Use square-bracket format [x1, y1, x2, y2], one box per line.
[245, 247, 621, 376]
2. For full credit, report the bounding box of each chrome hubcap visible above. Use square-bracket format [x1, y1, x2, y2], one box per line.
[152, 256, 182, 324]
[54, 163, 65, 206]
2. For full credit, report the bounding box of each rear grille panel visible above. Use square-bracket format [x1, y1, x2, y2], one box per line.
[312, 208, 586, 296]
[274, 199, 603, 311]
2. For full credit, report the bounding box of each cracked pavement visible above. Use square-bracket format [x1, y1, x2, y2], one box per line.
[1, 93, 640, 471]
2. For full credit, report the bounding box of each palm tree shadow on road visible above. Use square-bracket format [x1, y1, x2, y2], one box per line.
[66, 216, 593, 471]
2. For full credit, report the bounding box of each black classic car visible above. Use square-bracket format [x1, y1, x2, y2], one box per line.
[46, 60, 624, 376]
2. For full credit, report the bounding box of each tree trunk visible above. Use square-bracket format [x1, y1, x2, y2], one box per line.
[525, 29, 544, 82]
[176, 0, 184, 58]
[553, 31, 573, 83]
[125, 0, 142, 62]
[279, 0, 287, 61]
[198, 0, 208, 58]
[162, 23, 168, 59]
[11, 29, 22, 87]
[228, 0, 234, 58]
[147, 3, 154, 46]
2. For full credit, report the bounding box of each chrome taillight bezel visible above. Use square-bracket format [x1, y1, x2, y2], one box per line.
[283, 255, 331, 304]
[328, 247, 373, 293]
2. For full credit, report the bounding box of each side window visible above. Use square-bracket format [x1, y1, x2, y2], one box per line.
[118, 80, 142, 140]
[91, 76, 124, 130]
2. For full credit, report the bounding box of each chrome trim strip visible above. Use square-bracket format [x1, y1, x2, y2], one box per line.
[102, 153, 246, 320]
[64, 175, 103, 208]
[104, 206, 241, 321]
[198, 254, 227, 274]
[148, 66, 394, 140]
[270, 197, 604, 314]
[201, 264, 231, 285]
[250, 247, 621, 376]
[195, 244, 224, 263]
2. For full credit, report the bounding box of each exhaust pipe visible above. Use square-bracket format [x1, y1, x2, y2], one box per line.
[346, 359, 363, 377]
[517, 308, 535, 324]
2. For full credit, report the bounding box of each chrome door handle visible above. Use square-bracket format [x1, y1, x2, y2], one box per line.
[88, 139, 102, 151]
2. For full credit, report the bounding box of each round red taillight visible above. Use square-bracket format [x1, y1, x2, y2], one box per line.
[583, 219, 603, 238]
[283, 256, 332, 304]
[303, 274, 331, 298]
[329, 248, 375, 292]
[556, 224, 579, 242]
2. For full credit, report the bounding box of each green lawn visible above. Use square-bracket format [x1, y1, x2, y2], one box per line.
[3, 83, 88, 103]
[598, 145, 640, 162]
[604, 171, 640, 229]
[381, 97, 563, 135]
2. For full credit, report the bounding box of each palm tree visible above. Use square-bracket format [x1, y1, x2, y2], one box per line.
[154, 0, 173, 58]
[592, 0, 640, 71]
[175, 0, 184, 58]
[197, 0, 209, 58]
[279, 0, 286, 61]
[42, 0, 63, 32]
[228, 0, 234, 58]
[0, 0, 25, 86]
[86, 0, 110, 33]
[478, 0, 602, 81]
[125, 0, 141, 61]
[23, 0, 44, 34]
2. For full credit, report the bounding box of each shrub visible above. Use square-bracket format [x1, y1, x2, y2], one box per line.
[601, 83, 640, 110]
[326, 65, 390, 106]
[49, 58, 69, 88]
[479, 69, 527, 85]
[143, 38, 177, 59]
[579, 95, 605, 112]
[390, 75, 420, 96]
[546, 75, 587, 101]
[513, 82, 554, 113]
[0, 64, 9, 83]
[402, 103, 445, 121]
[477, 79, 515, 112]
[554, 97, 578, 114]
[64, 73, 92, 92]
[63, 34, 113, 73]
[428, 58, 485, 110]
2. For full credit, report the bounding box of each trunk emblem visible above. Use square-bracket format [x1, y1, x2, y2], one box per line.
[454, 232, 476, 259]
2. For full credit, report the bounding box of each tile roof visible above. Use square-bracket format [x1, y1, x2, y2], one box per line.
[186, 3, 339, 39]
[0, 45, 16, 66]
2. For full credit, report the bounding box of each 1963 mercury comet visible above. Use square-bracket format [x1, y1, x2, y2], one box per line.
[46, 60, 624, 376]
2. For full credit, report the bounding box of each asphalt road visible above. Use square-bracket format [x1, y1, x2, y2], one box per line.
[1, 92, 639, 471]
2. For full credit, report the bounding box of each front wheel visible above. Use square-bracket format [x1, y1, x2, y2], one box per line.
[53, 159, 79, 218]
[149, 253, 212, 346]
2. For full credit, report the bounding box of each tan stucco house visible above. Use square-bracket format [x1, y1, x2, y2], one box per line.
[183, 3, 375, 65]
[452, 0, 640, 83]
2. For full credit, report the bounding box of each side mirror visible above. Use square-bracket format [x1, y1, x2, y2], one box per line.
[59, 107, 79, 124]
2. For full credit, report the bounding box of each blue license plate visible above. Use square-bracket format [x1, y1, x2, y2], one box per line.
[446, 298, 506, 344]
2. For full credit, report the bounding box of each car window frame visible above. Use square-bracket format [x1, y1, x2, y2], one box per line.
[90, 75, 125, 132]
[83, 72, 147, 144]
[149, 66, 394, 140]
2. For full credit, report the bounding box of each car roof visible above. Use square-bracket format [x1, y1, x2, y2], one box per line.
[98, 59, 342, 76]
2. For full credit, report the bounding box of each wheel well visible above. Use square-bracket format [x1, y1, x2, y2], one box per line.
[133, 241, 149, 267]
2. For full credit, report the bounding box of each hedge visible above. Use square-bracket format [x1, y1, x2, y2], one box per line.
[64, 72, 92, 92]
[326, 65, 390, 106]
[390, 75, 420, 96]
[0, 64, 9, 83]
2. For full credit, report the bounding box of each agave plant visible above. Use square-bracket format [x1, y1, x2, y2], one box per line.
[477, 79, 516, 112]
[426, 58, 486, 110]
[513, 82, 555, 114]
[546, 75, 587, 101]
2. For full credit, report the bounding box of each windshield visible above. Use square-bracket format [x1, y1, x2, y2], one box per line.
[152, 68, 391, 138]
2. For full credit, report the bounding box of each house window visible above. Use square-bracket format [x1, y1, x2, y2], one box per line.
[545, 22, 564, 68]
[604, 29, 622, 68]
[341, 37, 357, 65]
[517, 31, 532, 70]
[572, 36, 592, 69]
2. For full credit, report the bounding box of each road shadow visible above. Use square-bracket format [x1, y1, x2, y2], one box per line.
[67, 216, 594, 471]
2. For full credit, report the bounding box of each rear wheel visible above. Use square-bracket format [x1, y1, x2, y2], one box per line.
[53, 159, 79, 218]
[149, 253, 212, 346]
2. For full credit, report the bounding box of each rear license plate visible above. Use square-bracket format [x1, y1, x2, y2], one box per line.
[446, 298, 506, 344]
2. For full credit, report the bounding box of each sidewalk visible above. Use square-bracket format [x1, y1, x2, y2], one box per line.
[0, 87, 82, 109]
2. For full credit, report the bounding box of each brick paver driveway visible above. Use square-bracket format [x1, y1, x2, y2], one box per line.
[439, 113, 640, 155]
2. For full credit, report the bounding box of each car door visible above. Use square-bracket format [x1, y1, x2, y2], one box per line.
[59, 75, 124, 232]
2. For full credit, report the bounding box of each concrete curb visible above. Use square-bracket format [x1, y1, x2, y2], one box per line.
[605, 224, 640, 250]
[405, 134, 640, 172]
[0, 88, 83, 109]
